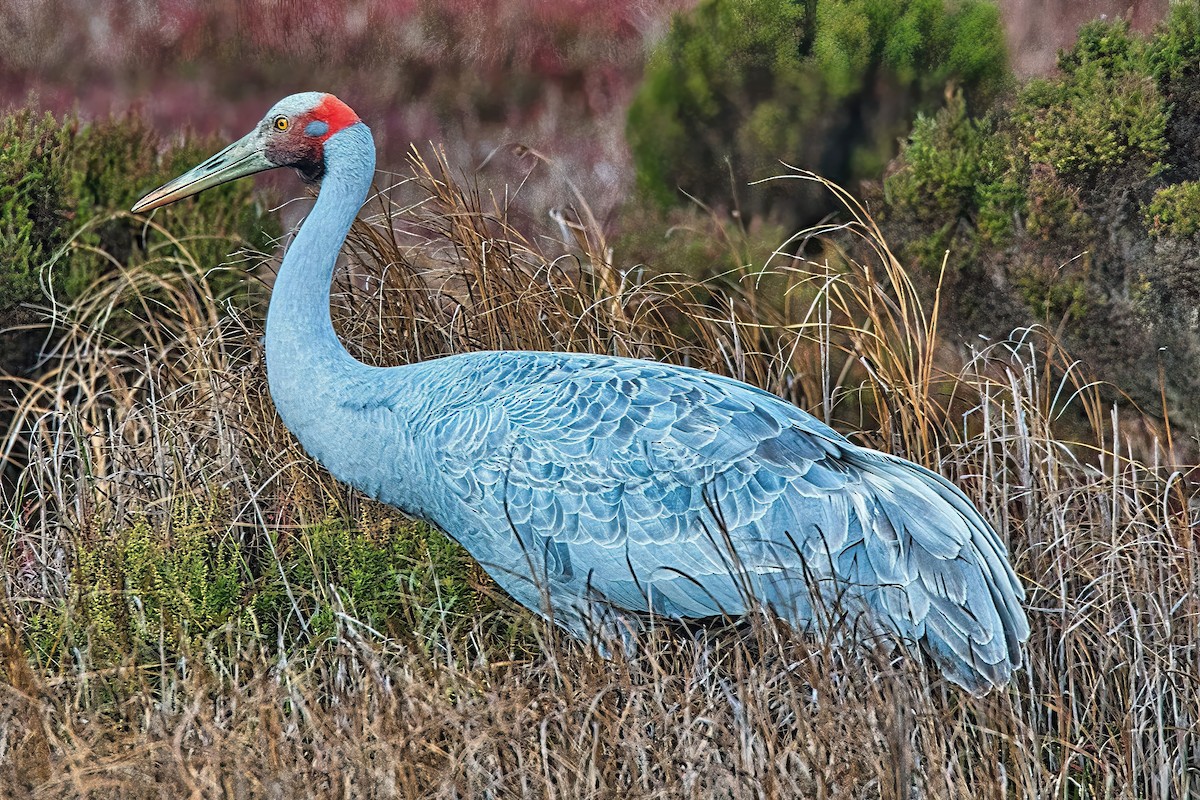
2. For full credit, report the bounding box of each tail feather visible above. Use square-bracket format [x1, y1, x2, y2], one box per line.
[855, 452, 1029, 693]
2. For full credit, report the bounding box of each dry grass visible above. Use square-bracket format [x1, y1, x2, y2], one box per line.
[2, 152, 1198, 798]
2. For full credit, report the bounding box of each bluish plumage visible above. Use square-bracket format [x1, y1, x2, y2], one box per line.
[134, 93, 1030, 694]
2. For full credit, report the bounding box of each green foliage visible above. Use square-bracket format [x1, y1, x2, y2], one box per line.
[1144, 181, 1200, 237]
[615, 204, 790, 282]
[0, 103, 278, 317]
[880, 6, 1200, 431]
[0, 109, 75, 310]
[627, 0, 1009, 220]
[23, 504, 509, 671]
[1018, 22, 1169, 178]
[260, 515, 486, 641]
[886, 12, 1193, 277]
[1145, 1, 1200, 85]
[1012, 267, 1089, 321]
[885, 93, 1021, 251]
[1019, 68, 1167, 176]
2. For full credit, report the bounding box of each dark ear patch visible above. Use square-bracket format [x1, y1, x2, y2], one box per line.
[295, 159, 325, 184]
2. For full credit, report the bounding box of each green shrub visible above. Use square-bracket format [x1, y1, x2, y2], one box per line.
[1017, 22, 1169, 178]
[65, 115, 278, 302]
[0, 109, 75, 310]
[627, 0, 1009, 221]
[1011, 265, 1089, 321]
[1144, 181, 1200, 237]
[885, 93, 1022, 245]
[0, 103, 278, 329]
[1145, 1, 1200, 85]
[24, 503, 511, 671]
[880, 6, 1200, 433]
[258, 514, 487, 642]
[614, 204, 791, 281]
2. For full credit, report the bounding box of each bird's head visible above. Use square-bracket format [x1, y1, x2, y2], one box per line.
[132, 92, 362, 213]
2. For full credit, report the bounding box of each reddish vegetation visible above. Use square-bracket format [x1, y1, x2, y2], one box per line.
[0, 0, 692, 222]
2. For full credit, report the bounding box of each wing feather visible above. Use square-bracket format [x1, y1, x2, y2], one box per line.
[419, 352, 1027, 692]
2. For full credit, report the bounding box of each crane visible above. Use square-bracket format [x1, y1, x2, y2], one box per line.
[132, 92, 1029, 693]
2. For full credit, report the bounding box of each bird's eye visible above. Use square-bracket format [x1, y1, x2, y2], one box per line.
[273, 117, 289, 132]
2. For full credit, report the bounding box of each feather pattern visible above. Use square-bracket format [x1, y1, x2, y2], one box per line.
[348, 351, 1030, 693]
[142, 93, 1029, 696]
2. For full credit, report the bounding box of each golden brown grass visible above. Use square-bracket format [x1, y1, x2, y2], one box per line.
[1, 151, 1198, 798]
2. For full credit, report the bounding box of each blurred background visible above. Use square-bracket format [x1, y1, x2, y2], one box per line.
[2, 0, 694, 220]
[0, 0, 1173, 216]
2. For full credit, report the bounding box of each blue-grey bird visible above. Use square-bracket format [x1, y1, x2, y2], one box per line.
[133, 93, 1029, 693]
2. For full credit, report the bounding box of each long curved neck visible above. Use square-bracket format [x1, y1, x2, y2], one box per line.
[264, 123, 377, 447]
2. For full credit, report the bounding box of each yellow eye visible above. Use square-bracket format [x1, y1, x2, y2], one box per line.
[273, 117, 289, 131]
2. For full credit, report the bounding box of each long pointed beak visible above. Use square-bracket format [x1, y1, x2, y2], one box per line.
[131, 129, 275, 213]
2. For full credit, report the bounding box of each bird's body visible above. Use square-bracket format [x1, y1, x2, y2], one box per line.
[134, 92, 1029, 693]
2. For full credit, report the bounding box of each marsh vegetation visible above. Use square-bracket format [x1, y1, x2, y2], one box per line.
[2, 1, 1199, 797]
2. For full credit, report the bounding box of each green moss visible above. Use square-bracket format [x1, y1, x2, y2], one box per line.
[1143, 181, 1200, 237]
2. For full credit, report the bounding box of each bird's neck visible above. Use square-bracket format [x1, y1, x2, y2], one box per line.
[264, 124, 378, 453]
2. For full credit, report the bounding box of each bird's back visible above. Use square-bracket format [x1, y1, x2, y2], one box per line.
[353, 350, 1028, 692]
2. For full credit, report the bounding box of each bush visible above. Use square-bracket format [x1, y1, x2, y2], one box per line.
[25, 503, 506, 671]
[0, 104, 281, 501]
[883, 93, 1023, 257]
[1018, 21, 1169, 178]
[0, 106, 277, 307]
[881, 5, 1200, 433]
[1145, 0, 1200, 85]
[66, 114, 278, 301]
[626, 0, 1009, 222]
[1144, 180, 1200, 237]
[0, 104, 278, 374]
[0, 110, 75, 311]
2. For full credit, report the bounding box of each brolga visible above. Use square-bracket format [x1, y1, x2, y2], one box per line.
[133, 93, 1029, 693]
